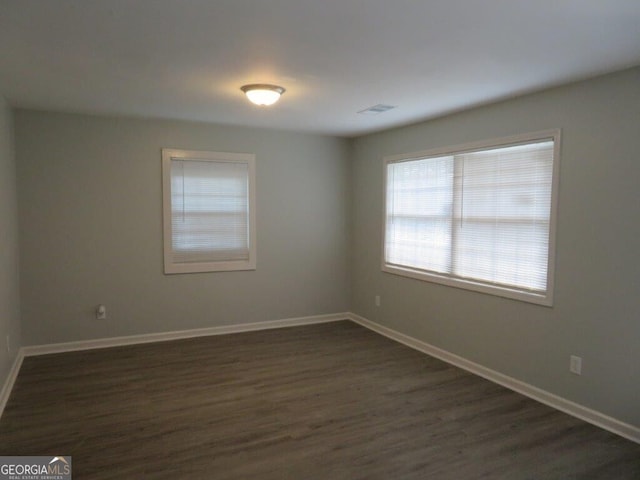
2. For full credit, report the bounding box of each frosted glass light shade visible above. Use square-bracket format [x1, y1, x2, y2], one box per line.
[241, 84, 285, 106]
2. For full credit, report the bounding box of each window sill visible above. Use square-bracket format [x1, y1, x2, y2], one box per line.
[382, 263, 553, 307]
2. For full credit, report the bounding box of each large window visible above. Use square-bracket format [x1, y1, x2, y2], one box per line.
[383, 130, 560, 305]
[162, 149, 256, 274]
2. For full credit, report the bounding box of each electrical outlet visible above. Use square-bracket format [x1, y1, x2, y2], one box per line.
[569, 355, 582, 375]
[375, 295, 381, 307]
[96, 304, 107, 320]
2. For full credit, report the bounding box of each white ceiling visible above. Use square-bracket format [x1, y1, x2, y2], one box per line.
[1, 1, 639, 137]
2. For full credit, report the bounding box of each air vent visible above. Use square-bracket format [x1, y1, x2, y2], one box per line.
[358, 104, 397, 115]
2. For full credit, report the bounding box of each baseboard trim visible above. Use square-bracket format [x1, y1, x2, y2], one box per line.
[0, 349, 25, 419]
[22, 313, 349, 357]
[348, 313, 640, 445]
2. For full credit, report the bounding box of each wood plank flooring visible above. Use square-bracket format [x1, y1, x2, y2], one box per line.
[0, 321, 638, 479]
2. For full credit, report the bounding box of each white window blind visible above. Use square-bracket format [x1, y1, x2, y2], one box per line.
[384, 131, 559, 305]
[162, 149, 256, 274]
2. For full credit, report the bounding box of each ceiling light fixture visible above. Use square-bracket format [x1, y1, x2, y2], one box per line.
[241, 84, 286, 106]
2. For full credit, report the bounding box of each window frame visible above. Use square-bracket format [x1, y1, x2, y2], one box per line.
[162, 148, 257, 274]
[381, 130, 561, 306]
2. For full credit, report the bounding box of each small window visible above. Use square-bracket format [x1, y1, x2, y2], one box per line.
[383, 130, 560, 305]
[162, 149, 256, 274]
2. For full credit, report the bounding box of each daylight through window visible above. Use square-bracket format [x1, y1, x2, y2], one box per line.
[383, 131, 560, 305]
[162, 149, 256, 274]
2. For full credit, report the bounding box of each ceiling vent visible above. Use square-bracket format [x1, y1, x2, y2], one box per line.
[357, 104, 397, 115]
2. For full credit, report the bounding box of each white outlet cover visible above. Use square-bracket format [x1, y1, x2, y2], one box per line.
[570, 355, 582, 375]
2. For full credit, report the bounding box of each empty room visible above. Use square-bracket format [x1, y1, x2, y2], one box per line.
[1, 1, 639, 478]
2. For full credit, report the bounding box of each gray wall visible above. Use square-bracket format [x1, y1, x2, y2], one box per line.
[351, 67, 640, 427]
[0, 96, 21, 385]
[16, 111, 351, 345]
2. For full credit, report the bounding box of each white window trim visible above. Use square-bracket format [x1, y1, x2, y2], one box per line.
[162, 148, 257, 274]
[381, 129, 561, 306]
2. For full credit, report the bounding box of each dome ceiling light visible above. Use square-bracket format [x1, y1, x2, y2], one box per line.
[241, 84, 286, 106]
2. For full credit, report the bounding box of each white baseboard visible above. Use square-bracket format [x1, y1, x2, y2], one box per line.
[348, 313, 640, 445]
[22, 312, 349, 357]
[0, 349, 24, 419]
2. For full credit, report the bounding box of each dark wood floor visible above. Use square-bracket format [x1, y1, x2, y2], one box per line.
[1, 321, 638, 479]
